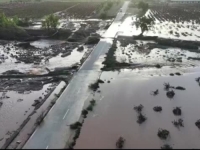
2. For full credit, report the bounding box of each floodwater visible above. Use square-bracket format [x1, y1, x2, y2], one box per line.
[47, 45, 91, 70]
[0, 83, 54, 147]
[0, 40, 91, 74]
[75, 68, 200, 149]
[115, 41, 200, 66]
[30, 39, 65, 49]
[118, 10, 200, 41]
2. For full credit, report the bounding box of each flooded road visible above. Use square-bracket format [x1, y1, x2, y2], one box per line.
[76, 69, 200, 149]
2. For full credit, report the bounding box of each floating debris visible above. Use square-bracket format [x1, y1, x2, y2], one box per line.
[153, 106, 162, 112]
[173, 107, 182, 116]
[116, 137, 125, 149]
[133, 104, 144, 113]
[172, 118, 184, 128]
[157, 129, 170, 140]
[166, 90, 175, 99]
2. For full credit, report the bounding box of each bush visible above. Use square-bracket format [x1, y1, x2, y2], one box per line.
[90, 99, 96, 106]
[157, 129, 170, 140]
[86, 104, 93, 111]
[81, 109, 88, 118]
[100, 12, 108, 20]
[70, 122, 82, 130]
[0, 26, 29, 40]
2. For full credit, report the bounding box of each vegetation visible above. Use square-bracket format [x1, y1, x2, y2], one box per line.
[89, 79, 104, 92]
[173, 107, 182, 116]
[137, 1, 149, 13]
[137, 113, 146, 124]
[0, 13, 17, 27]
[42, 14, 59, 30]
[116, 137, 125, 149]
[133, 104, 143, 113]
[70, 122, 82, 130]
[0, 13, 28, 40]
[195, 120, 200, 129]
[135, 16, 154, 36]
[81, 109, 88, 118]
[101, 40, 131, 71]
[153, 106, 162, 112]
[172, 119, 184, 128]
[100, 12, 108, 20]
[157, 129, 170, 140]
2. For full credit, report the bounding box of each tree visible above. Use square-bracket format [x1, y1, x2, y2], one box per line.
[42, 14, 59, 30]
[0, 13, 17, 27]
[137, 1, 149, 13]
[135, 16, 154, 36]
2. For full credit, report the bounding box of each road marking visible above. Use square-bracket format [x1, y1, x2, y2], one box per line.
[63, 109, 70, 120]
[46, 145, 49, 149]
[29, 128, 38, 141]
[48, 104, 55, 114]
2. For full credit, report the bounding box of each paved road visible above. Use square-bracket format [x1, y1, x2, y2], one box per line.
[23, 1, 129, 149]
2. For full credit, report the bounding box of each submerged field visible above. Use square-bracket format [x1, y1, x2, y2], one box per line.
[76, 68, 200, 149]
[72, 2, 200, 149]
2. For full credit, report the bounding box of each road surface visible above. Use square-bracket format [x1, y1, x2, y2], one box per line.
[23, 1, 129, 149]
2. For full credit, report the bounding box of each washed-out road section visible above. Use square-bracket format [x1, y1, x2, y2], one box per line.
[23, 1, 129, 149]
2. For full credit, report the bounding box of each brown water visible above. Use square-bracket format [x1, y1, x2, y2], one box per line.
[0, 83, 53, 147]
[75, 69, 200, 149]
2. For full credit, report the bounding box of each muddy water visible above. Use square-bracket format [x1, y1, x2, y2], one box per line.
[75, 69, 200, 149]
[0, 83, 53, 147]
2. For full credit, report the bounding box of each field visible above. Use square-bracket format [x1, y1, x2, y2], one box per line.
[72, 2, 200, 149]
[0, 1, 102, 19]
